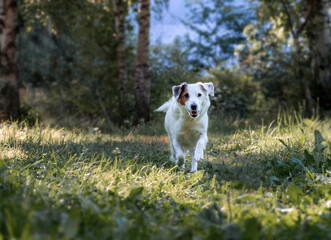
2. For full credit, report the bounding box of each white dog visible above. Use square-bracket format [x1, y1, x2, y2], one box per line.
[155, 82, 214, 172]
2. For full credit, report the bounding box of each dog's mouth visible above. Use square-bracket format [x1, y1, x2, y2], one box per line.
[189, 110, 199, 118]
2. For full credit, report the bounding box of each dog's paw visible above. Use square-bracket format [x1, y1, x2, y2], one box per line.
[169, 155, 176, 163]
[194, 148, 204, 162]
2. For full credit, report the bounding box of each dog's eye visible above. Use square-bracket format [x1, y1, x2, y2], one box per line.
[184, 93, 189, 98]
[198, 93, 202, 97]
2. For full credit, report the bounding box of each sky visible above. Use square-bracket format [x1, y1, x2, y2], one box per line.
[150, 0, 248, 44]
[150, 0, 192, 44]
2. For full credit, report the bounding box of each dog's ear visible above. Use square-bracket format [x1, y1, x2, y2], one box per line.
[172, 82, 187, 99]
[200, 82, 214, 96]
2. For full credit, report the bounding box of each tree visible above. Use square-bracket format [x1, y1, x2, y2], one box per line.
[183, 0, 255, 69]
[19, 0, 123, 128]
[262, 0, 331, 115]
[112, 0, 129, 120]
[279, 0, 315, 115]
[0, 0, 19, 121]
[134, 0, 150, 124]
[237, 0, 331, 115]
[306, 0, 331, 110]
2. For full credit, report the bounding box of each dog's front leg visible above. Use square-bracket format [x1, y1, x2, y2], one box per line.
[190, 135, 207, 172]
[168, 136, 176, 162]
[189, 150, 198, 172]
[173, 139, 185, 168]
[192, 134, 208, 171]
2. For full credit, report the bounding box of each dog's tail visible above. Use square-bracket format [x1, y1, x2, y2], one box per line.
[155, 100, 171, 112]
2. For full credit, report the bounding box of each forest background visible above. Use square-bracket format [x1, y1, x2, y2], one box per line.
[0, 0, 330, 129]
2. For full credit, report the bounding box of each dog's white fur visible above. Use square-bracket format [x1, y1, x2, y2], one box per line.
[155, 82, 214, 172]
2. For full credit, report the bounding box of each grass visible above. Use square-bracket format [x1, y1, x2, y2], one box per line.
[0, 114, 330, 240]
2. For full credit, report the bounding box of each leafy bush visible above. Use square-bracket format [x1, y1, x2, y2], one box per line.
[205, 67, 260, 118]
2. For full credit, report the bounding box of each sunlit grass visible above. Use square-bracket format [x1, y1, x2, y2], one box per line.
[0, 115, 330, 239]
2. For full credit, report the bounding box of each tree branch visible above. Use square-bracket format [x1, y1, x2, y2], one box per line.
[280, 0, 296, 37]
[281, 0, 316, 38]
[297, 0, 316, 35]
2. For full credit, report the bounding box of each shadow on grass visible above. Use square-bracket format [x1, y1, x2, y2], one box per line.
[200, 145, 326, 191]
[17, 136, 171, 167]
[13, 132, 323, 192]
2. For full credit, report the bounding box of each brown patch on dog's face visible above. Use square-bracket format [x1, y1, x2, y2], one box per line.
[177, 84, 189, 106]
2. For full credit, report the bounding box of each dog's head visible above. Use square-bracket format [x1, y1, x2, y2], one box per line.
[173, 82, 214, 118]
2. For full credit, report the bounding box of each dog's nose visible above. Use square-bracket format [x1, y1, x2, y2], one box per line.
[191, 103, 198, 110]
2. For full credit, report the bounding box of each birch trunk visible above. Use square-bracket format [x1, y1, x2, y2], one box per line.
[0, 0, 19, 121]
[134, 0, 150, 124]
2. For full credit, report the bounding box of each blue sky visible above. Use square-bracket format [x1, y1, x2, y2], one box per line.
[150, 0, 248, 44]
[150, 0, 191, 44]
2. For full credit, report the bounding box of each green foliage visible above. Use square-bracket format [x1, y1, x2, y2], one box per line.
[150, 39, 201, 111]
[183, 0, 256, 68]
[235, 13, 302, 109]
[0, 115, 330, 239]
[16, 0, 331, 126]
[19, 0, 136, 126]
[234, 0, 331, 113]
[205, 67, 259, 117]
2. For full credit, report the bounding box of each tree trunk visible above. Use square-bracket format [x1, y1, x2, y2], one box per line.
[307, 0, 331, 110]
[112, 0, 129, 120]
[134, 0, 150, 125]
[280, 0, 315, 116]
[0, 0, 19, 121]
[293, 36, 314, 116]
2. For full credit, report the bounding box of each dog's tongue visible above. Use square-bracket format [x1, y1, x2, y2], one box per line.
[191, 111, 198, 117]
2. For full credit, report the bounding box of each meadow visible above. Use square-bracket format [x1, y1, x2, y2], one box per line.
[0, 114, 330, 239]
